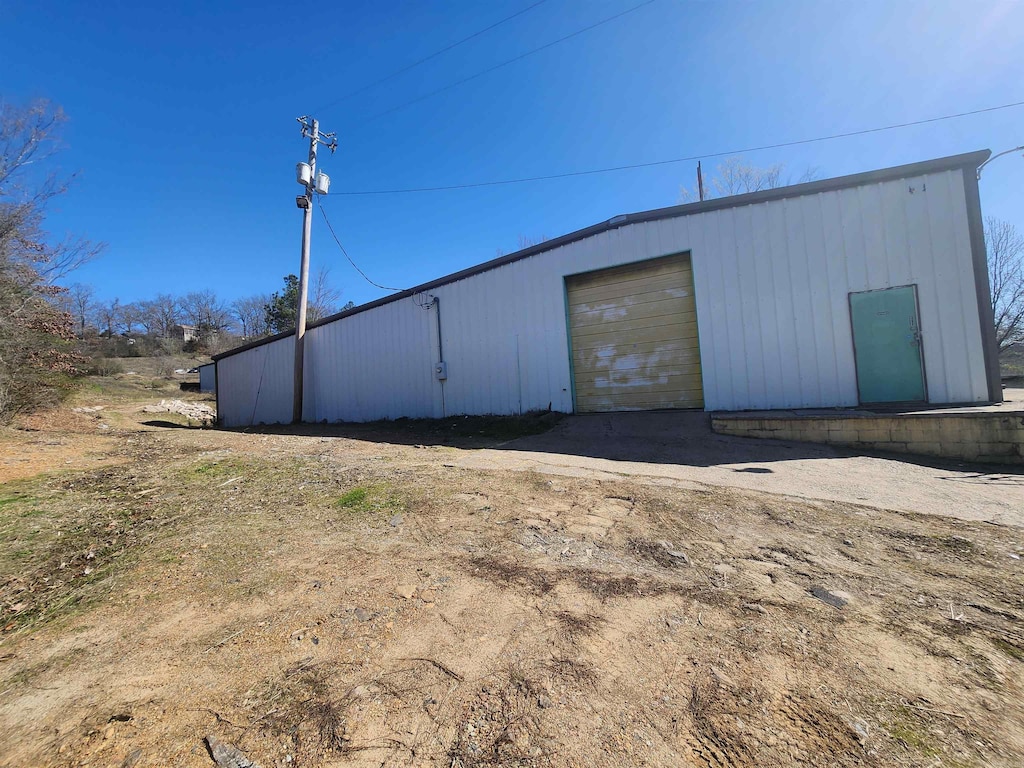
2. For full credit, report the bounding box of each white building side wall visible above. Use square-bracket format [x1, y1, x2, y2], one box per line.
[216, 336, 294, 427]
[217, 168, 987, 425]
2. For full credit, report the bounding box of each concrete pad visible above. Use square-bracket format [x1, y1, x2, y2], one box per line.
[455, 411, 1024, 528]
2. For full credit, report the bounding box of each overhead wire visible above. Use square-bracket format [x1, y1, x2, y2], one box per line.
[317, 196, 405, 292]
[357, 0, 659, 125]
[324, 99, 1024, 195]
[313, 0, 549, 114]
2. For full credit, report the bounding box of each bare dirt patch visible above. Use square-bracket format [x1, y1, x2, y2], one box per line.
[0, 381, 1022, 767]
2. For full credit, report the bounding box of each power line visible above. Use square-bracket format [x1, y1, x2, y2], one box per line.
[326, 99, 1024, 195]
[314, 0, 549, 114]
[359, 0, 658, 125]
[317, 196, 405, 292]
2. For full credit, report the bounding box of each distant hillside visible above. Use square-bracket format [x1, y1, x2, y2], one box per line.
[1002, 343, 1024, 378]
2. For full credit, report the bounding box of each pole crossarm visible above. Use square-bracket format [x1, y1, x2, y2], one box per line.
[297, 116, 338, 153]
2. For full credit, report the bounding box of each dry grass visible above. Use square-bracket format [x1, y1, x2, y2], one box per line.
[0, 376, 1022, 768]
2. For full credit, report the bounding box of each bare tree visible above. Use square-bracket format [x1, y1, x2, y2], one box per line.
[232, 294, 271, 338]
[0, 99, 102, 419]
[141, 294, 180, 337]
[0, 100, 103, 284]
[94, 298, 120, 338]
[64, 282, 94, 337]
[180, 290, 232, 338]
[496, 234, 549, 258]
[309, 266, 344, 322]
[120, 301, 142, 335]
[987, 217, 1024, 352]
[679, 157, 819, 203]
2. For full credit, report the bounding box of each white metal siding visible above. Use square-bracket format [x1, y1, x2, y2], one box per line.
[217, 336, 293, 427]
[305, 296, 439, 423]
[216, 168, 988, 426]
[199, 364, 216, 393]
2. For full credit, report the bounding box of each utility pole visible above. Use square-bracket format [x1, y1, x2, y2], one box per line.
[293, 116, 337, 424]
[697, 161, 705, 202]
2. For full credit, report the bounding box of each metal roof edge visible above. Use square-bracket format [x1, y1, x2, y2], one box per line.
[213, 149, 990, 362]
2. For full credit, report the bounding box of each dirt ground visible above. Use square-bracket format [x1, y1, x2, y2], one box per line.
[0, 377, 1022, 768]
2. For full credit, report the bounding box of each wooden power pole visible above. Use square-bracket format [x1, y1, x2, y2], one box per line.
[293, 116, 337, 424]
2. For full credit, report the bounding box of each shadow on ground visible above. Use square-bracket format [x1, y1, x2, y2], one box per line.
[216, 409, 1024, 477]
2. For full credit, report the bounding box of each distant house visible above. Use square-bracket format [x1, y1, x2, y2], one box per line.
[176, 324, 218, 344]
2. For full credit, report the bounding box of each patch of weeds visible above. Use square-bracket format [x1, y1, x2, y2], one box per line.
[465, 556, 681, 602]
[0, 495, 26, 509]
[465, 556, 557, 596]
[548, 657, 598, 688]
[0, 467, 203, 634]
[331, 484, 406, 524]
[627, 537, 682, 568]
[553, 610, 601, 643]
[880, 529, 975, 557]
[569, 569, 681, 601]
[254, 661, 354, 767]
[447, 664, 552, 767]
[336, 487, 368, 509]
[991, 637, 1024, 662]
[887, 707, 941, 757]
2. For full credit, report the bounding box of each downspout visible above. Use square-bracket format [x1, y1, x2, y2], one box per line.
[433, 296, 446, 417]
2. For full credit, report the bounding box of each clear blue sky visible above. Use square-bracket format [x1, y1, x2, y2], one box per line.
[3, 0, 1022, 309]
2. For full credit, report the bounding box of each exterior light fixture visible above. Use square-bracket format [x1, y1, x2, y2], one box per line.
[977, 146, 1024, 179]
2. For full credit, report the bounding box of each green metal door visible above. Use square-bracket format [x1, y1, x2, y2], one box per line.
[849, 286, 926, 404]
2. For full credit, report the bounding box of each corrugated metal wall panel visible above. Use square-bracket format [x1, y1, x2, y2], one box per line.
[216, 167, 989, 425]
[305, 296, 437, 423]
[217, 336, 294, 427]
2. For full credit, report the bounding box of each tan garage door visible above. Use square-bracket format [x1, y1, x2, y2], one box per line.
[566, 253, 703, 412]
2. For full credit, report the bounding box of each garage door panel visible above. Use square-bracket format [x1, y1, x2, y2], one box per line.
[573, 359, 702, 382]
[567, 253, 703, 412]
[570, 313, 698, 340]
[568, 271, 694, 305]
[576, 391, 706, 408]
[569, 295, 697, 328]
[574, 388, 706, 411]
[573, 346, 702, 377]
[574, 371, 704, 395]
[571, 322, 699, 351]
[569, 256, 687, 286]
[572, 338, 701, 363]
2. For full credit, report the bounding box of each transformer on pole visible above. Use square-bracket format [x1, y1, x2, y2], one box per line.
[293, 116, 337, 424]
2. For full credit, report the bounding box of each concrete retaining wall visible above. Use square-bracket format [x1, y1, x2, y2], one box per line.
[712, 412, 1024, 464]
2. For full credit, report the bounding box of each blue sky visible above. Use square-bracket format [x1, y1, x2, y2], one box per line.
[3, 0, 1022, 309]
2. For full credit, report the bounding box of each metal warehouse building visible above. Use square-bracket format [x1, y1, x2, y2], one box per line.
[214, 150, 1001, 427]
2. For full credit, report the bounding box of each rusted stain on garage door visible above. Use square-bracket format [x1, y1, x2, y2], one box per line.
[566, 253, 703, 412]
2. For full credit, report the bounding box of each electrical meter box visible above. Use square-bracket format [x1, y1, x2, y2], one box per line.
[434, 361, 448, 381]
